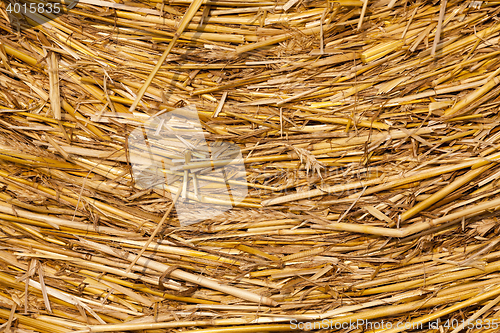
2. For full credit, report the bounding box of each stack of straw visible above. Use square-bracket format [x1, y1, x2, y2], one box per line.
[1, 0, 500, 331]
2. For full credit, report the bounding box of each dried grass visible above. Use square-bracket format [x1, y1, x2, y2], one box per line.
[1, 0, 500, 332]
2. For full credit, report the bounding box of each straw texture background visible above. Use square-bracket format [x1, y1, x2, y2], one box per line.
[2, 0, 500, 332]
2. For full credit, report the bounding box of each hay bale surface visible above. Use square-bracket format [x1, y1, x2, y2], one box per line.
[1, 0, 500, 332]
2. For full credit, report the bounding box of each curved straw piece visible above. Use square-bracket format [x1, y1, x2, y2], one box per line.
[79, 239, 278, 307]
[263, 149, 500, 207]
[313, 193, 500, 238]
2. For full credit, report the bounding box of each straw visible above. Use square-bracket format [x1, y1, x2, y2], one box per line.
[128, 0, 205, 113]
[2, 0, 500, 331]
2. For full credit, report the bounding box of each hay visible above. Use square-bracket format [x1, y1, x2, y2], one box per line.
[1, 0, 500, 332]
